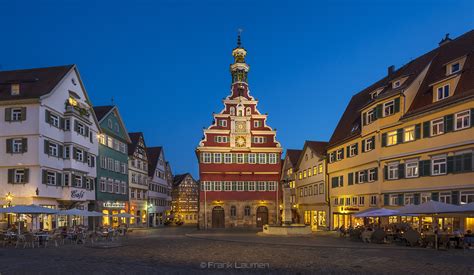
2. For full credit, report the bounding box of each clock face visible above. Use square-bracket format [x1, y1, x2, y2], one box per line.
[235, 121, 246, 133]
[235, 136, 246, 147]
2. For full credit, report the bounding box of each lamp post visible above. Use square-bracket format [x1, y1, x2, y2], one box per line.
[5, 192, 13, 227]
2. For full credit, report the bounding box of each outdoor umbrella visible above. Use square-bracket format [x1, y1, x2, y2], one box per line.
[399, 201, 461, 214]
[458, 203, 474, 212]
[0, 204, 58, 214]
[59, 209, 103, 217]
[0, 205, 58, 234]
[355, 208, 400, 217]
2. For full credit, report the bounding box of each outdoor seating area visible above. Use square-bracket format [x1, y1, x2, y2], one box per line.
[337, 201, 474, 250]
[0, 204, 133, 249]
[0, 225, 129, 249]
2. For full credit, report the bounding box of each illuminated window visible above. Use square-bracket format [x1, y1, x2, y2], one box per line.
[298, 172, 302, 180]
[303, 170, 307, 178]
[404, 126, 415, 142]
[386, 131, 398, 146]
[318, 164, 323, 173]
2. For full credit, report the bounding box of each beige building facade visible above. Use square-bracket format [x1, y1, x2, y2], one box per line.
[327, 31, 474, 231]
[294, 141, 329, 230]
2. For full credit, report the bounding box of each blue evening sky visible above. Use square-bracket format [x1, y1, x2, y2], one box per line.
[1, 0, 473, 177]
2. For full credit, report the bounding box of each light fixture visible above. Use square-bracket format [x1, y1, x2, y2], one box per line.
[5, 192, 13, 206]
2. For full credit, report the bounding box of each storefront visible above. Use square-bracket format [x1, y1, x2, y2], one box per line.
[97, 201, 128, 228]
[303, 209, 328, 231]
[129, 200, 147, 227]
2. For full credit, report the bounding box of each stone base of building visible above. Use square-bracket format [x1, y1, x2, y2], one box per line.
[199, 200, 277, 229]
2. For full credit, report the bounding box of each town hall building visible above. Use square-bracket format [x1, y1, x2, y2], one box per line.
[196, 36, 282, 228]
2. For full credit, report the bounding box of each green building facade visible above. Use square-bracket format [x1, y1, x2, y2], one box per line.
[92, 106, 131, 227]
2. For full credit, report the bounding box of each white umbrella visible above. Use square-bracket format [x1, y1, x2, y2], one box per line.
[457, 203, 474, 212]
[59, 209, 103, 217]
[355, 208, 400, 217]
[399, 201, 461, 214]
[0, 204, 58, 214]
[0, 205, 58, 234]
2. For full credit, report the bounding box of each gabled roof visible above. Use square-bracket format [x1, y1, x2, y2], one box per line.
[146, 146, 163, 177]
[128, 132, 146, 156]
[173, 173, 196, 187]
[285, 149, 303, 167]
[328, 30, 474, 148]
[93, 105, 131, 143]
[0, 65, 74, 101]
[295, 140, 328, 168]
[405, 30, 474, 117]
[93, 105, 114, 121]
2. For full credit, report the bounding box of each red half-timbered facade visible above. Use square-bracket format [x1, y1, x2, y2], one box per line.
[197, 36, 282, 228]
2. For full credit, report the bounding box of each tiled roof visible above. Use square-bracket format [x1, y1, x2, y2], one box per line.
[92, 105, 114, 121]
[328, 30, 474, 147]
[405, 30, 474, 117]
[173, 173, 192, 187]
[285, 149, 302, 166]
[0, 65, 73, 101]
[128, 132, 144, 156]
[146, 146, 163, 177]
[305, 141, 328, 157]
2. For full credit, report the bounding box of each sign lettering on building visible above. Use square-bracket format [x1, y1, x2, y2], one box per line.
[103, 201, 126, 208]
[71, 190, 85, 200]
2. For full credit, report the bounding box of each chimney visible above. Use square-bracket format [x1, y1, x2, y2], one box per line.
[439, 33, 452, 46]
[388, 65, 395, 76]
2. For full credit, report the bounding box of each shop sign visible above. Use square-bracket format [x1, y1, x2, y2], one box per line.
[71, 190, 86, 200]
[103, 201, 126, 208]
[341, 207, 359, 212]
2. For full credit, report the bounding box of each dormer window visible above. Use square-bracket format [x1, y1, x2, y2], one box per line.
[11, 84, 20, 95]
[436, 84, 450, 101]
[450, 62, 460, 74]
[392, 80, 401, 89]
[351, 123, 359, 133]
[370, 90, 381, 99]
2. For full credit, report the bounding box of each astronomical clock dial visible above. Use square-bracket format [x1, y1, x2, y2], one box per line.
[235, 136, 246, 147]
[235, 121, 246, 133]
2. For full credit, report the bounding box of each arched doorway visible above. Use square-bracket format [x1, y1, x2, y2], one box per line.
[212, 206, 225, 228]
[256, 206, 268, 228]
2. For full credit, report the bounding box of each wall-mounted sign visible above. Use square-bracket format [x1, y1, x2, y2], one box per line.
[103, 201, 126, 208]
[71, 190, 85, 200]
[341, 207, 359, 212]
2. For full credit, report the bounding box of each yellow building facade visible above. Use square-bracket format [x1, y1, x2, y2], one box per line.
[327, 31, 474, 231]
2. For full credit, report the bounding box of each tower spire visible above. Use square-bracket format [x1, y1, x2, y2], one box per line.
[230, 29, 249, 84]
[237, 28, 243, 48]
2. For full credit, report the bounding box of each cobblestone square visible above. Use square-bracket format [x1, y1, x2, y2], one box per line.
[1, 227, 473, 274]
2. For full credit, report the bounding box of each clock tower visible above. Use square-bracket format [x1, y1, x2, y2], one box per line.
[196, 33, 282, 229]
